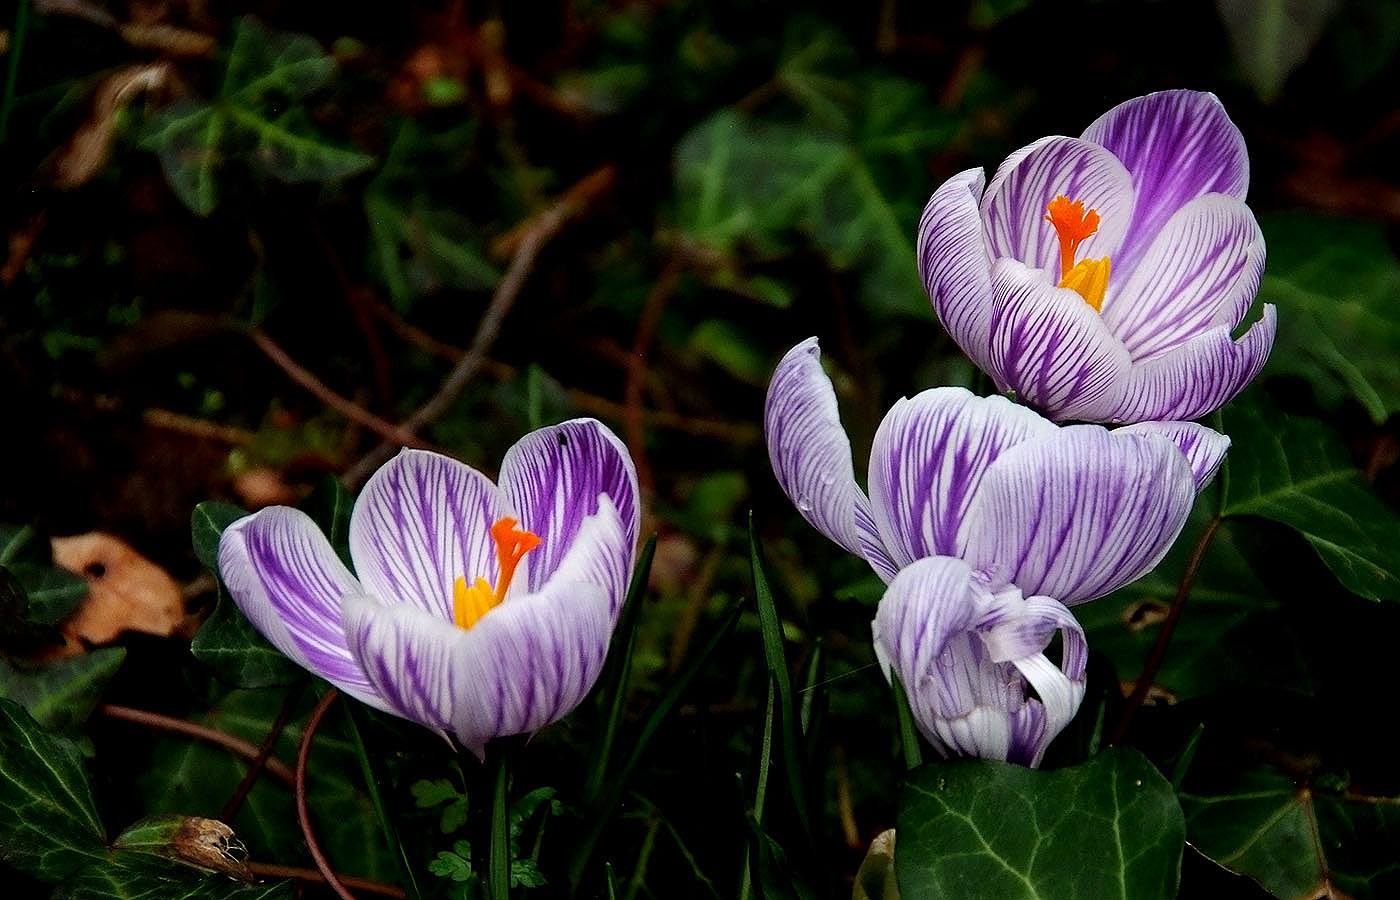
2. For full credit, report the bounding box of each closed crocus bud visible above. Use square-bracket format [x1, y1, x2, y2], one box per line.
[218, 419, 639, 758]
[765, 338, 1228, 604]
[920, 90, 1274, 424]
[873, 556, 1087, 767]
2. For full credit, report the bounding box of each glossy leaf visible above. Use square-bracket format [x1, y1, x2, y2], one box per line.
[896, 748, 1184, 900]
[1261, 212, 1400, 423]
[1183, 767, 1400, 899]
[56, 854, 292, 900]
[0, 699, 106, 881]
[0, 648, 126, 731]
[1223, 398, 1400, 602]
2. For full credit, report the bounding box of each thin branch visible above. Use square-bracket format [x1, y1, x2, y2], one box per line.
[221, 684, 303, 820]
[99, 704, 295, 787]
[246, 862, 406, 899]
[370, 301, 760, 443]
[295, 689, 355, 900]
[1108, 517, 1222, 746]
[342, 167, 615, 488]
[248, 329, 428, 450]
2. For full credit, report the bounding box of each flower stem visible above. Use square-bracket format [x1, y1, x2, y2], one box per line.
[1108, 516, 1222, 745]
[489, 744, 512, 900]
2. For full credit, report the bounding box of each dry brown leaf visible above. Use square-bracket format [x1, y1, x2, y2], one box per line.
[52, 532, 190, 646]
[53, 63, 170, 189]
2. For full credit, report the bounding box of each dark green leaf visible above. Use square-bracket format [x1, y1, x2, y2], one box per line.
[56, 854, 293, 900]
[1076, 509, 1279, 700]
[0, 648, 126, 731]
[748, 516, 811, 831]
[191, 502, 248, 573]
[303, 477, 354, 567]
[1260, 212, 1400, 422]
[191, 588, 299, 689]
[140, 102, 224, 216]
[0, 698, 106, 881]
[222, 17, 335, 104]
[1223, 398, 1400, 602]
[896, 748, 1184, 900]
[1183, 767, 1400, 899]
[22, 568, 89, 625]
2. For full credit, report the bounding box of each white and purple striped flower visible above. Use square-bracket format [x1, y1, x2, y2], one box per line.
[920, 89, 1274, 423]
[873, 556, 1086, 766]
[217, 419, 640, 757]
[766, 338, 1227, 763]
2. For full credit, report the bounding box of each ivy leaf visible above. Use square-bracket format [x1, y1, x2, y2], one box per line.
[141, 17, 372, 216]
[365, 190, 500, 309]
[191, 502, 248, 573]
[56, 854, 293, 899]
[896, 748, 1184, 899]
[675, 91, 954, 316]
[0, 524, 89, 627]
[1183, 766, 1400, 899]
[1076, 507, 1283, 701]
[0, 648, 126, 731]
[1260, 212, 1400, 423]
[1223, 398, 1400, 603]
[191, 588, 299, 690]
[0, 698, 107, 881]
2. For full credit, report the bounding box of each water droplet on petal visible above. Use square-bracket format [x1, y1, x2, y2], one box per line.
[796, 496, 813, 513]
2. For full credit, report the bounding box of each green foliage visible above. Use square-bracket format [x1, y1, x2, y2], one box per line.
[136, 689, 390, 881]
[141, 17, 373, 215]
[413, 778, 470, 834]
[1223, 398, 1400, 602]
[1215, 0, 1343, 101]
[896, 748, 1185, 899]
[0, 648, 126, 731]
[1077, 509, 1282, 701]
[0, 699, 106, 881]
[54, 856, 293, 900]
[674, 46, 957, 316]
[189, 503, 299, 689]
[1183, 767, 1400, 899]
[0, 525, 88, 628]
[1260, 212, 1400, 423]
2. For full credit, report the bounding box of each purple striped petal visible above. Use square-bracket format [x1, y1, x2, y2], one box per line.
[988, 260, 1132, 421]
[1105, 305, 1277, 423]
[1082, 90, 1250, 276]
[918, 168, 996, 372]
[219, 507, 387, 711]
[498, 418, 640, 616]
[1102, 194, 1265, 361]
[349, 450, 503, 622]
[963, 425, 1197, 604]
[868, 387, 1056, 566]
[1118, 421, 1231, 491]
[344, 500, 623, 755]
[765, 338, 898, 581]
[872, 557, 1083, 766]
[981, 137, 1134, 281]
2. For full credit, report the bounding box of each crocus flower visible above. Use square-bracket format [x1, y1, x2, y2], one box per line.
[218, 419, 639, 757]
[920, 89, 1274, 423]
[765, 338, 1226, 603]
[873, 556, 1086, 766]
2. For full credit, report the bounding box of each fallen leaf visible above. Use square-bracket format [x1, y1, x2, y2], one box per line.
[51, 533, 190, 647]
[53, 63, 171, 189]
[232, 466, 300, 509]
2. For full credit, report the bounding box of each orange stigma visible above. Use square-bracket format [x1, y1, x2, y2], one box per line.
[453, 517, 542, 630]
[1045, 195, 1110, 310]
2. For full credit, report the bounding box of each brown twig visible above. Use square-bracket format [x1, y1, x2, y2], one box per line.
[142, 408, 255, 446]
[295, 689, 355, 900]
[624, 255, 686, 493]
[248, 329, 428, 450]
[246, 862, 406, 899]
[342, 168, 615, 488]
[99, 705, 295, 787]
[1108, 517, 1222, 746]
[221, 684, 304, 821]
[370, 301, 760, 443]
